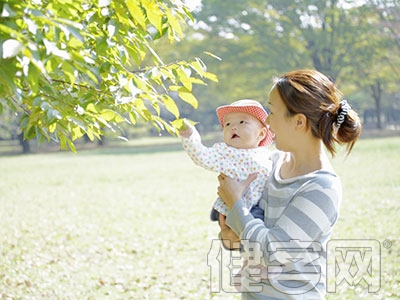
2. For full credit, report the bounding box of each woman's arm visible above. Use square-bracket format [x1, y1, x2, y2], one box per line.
[217, 173, 258, 250]
[218, 214, 241, 250]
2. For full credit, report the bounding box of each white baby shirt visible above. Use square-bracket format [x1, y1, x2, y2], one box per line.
[181, 127, 272, 216]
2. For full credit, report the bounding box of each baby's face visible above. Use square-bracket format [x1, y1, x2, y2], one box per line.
[222, 112, 266, 149]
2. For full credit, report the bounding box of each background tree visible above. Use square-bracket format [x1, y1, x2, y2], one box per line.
[169, 0, 399, 130]
[159, 0, 312, 131]
[0, 0, 217, 152]
[179, 0, 363, 114]
[342, 0, 400, 128]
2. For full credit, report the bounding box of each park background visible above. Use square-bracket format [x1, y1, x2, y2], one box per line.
[0, 0, 399, 299]
[1, 0, 400, 153]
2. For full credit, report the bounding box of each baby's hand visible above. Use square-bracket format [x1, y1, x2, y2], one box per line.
[179, 119, 193, 138]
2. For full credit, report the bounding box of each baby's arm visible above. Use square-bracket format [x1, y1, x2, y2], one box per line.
[180, 123, 232, 173]
[178, 119, 193, 138]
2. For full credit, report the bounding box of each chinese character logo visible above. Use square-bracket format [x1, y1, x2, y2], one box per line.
[207, 239, 263, 293]
[267, 239, 322, 295]
[327, 239, 381, 293]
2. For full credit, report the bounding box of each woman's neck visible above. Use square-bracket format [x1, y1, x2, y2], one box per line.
[280, 141, 332, 179]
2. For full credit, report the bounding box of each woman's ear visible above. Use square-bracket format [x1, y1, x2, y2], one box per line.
[295, 113, 307, 130]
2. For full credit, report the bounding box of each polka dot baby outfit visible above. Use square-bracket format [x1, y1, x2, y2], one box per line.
[181, 127, 273, 216]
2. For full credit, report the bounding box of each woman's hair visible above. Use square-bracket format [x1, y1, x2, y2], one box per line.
[273, 69, 362, 156]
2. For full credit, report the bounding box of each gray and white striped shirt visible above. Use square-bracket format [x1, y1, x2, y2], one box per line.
[227, 150, 342, 299]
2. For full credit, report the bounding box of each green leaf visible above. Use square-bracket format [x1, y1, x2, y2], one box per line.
[144, 1, 163, 34]
[171, 118, 197, 132]
[68, 36, 84, 48]
[126, 0, 147, 30]
[177, 87, 198, 109]
[190, 59, 206, 76]
[163, 4, 183, 38]
[67, 140, 77, 153]
[165, 10, 183, 42]
[203, 72, 218, 82]
[59, 135, 67, 150]
[176, 67, 192, 91]
[71, 125, 85, 140]
[86, 103, 98, 114]
[153, 25, 168, 40]
[45, 57, 60, 74]
[100, 109, 125, 122]
[189, 77, 206, 85]
[126, 42, 146, 65]
[62, 61, 76, 86]
[152, 101, 160, 116]
[25, 125, 36, 140]
[168, 85, 180, 92]
[96, 36, 108, 54]
[0, 24, 25, 40]
[171, 118, 184, 130]
[203, 51, 222, 61]
[28, 63, 39, 94]
[128, 111, 137, 125]
[49, 123, 57, 133]
[86, 128, 95, 141]
[161, 94, 179, 119]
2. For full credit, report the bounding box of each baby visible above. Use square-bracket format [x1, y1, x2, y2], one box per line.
[179, 99, 274, 226]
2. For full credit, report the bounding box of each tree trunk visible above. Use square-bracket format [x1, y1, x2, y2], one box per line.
[371, 81, 383, 129]
[18, 133, 31, 154]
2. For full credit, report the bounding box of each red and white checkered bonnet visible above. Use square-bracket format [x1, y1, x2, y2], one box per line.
[216, 99, 274, 147]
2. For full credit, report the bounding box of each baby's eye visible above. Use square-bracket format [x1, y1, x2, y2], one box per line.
[240, 120, 246, 124]
[225, 122, 230, 126]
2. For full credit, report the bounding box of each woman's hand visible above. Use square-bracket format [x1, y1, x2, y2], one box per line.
[219, 214, 240, 250]
[217, 173, 257, 250]
[217, 173, 257, 209]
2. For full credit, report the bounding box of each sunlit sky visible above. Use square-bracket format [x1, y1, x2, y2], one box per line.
[183, 0, 366, 11]
[184, 0, 201, 10]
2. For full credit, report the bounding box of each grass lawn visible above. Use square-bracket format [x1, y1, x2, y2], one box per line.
[0, 136, 399, 299]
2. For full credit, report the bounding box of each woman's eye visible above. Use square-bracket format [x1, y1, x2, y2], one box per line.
[225, 122, 230, 126]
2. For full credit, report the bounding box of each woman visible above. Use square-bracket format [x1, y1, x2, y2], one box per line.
[217, 69, 362, 299]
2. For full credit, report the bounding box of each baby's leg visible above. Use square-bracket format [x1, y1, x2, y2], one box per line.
[210, 208, 220, 222]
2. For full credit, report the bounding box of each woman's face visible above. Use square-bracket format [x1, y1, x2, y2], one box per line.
[266, 87, 296, 151]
